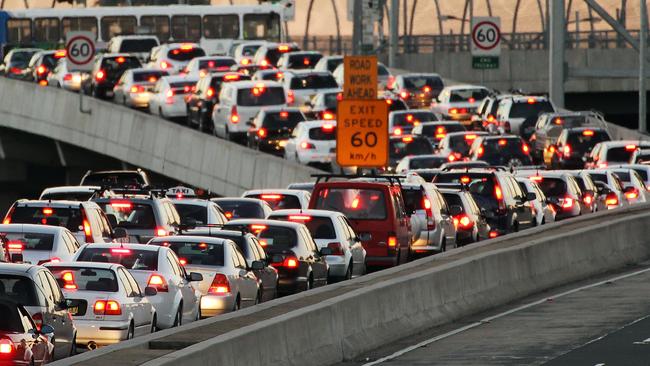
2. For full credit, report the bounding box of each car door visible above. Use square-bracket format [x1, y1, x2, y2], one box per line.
[231, 245, 257, 305]
[248, 236, 275, 299]
[116, 268, 138, 328]
[41, 270, 74, 358]
[302, 228, 328, 286]
[434, 189, 456, 247]
[339, 216, 365, 275]
[167, 251, 197, 321]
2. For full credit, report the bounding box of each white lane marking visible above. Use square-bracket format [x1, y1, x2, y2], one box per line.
[594, 363, 606, 366]
[633, 337, 650, 345]
[362, 267, 650, 366]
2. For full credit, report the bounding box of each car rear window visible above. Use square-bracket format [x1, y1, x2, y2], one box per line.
[270, 215, 336, 239]
[0, 232, 55, 251]
[606, 147, 636, 162]
[101, 57, 142, 73]
[167, 47, 206, 61]
[409, 156, 447, 169]
[448, 134, 481, 155]
[420, 124, 466, 136]
[162, 241, 224, 266]
[613, 171, 631, 181]
[481, 138, 525, 157]
[449, 88, 489, 102]
[537, 178, 567, 197]
[565, 131, 610, 150]
[393, 112, 438, 127]
[82, 172, 145, 187]
[631, 169, 649, 180]
[76, 247, 158, 271]
[10, 51, 38, 67]
[237, 86, 286, 106]
[199, 58, 236, 71]
[509, 100, 555, 118]
[257, 226, 297, 249]
[287, 54, 322, 69]
[97, 201, 156, 230]
[170, 81, 197, 94]
[133, 70, 167, 83]
[41, 54, 59, 69]
[214, 200, 265, 219]
[308, 125, 336, 140]
[441, 192, 465, 212]
[267, 46, 299, 65]
[48, 267, 118, 292]
[0, 302, 22, 332]
[40, 191, 94, 201]
[403, 76, 443, 91]
[0, 275, 39, 306]
[326, 59, 342, 72]
[290, 74, 338, 90]
[390, 138, 434, 159]
[323, 92, 340, 110]
[262, 111, 305, 129]
[247, 194, 301, 210]
[402, 189, 426, 215]
[434, 173, 498, 208]
[314, 188, 387, 220]
[9, 206, 83, 232]
[173, 203, 207, 225]
[119, 39, 158, 53]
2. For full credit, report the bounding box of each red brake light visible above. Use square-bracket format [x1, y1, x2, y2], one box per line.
[42, 207, 53, 215]
[322, 111, 335, 120]
[460, 176, 471, 184]
[224, 212, 233, 219]
[287, 90, 295, 104]
[224, 74, 240, 81]
[385, 99, 393, 105]
[393, 127, 402, 136]
[130, 85, 144, 93]
[288, 215, 311, 221]
[449, 108, 458, 114]
[522, 143, 530, 154]
[477, 146, 485, 157]
[251, 224, 267, 233]
[387, 236, 397, 248]
[0, 339, 13, 354]
[110, 202, 132, 209]
[626, 144, 638, 151]
[110, 248, 132, 255]
[54, 50, 66, 58]
[63, 73, 73, 81]
[180, 43, 194, 50]
[582, 130, 595, 136]
[399, 89, 409, 99]
[95, 70, 106, 81]
[156, 228, 167, 237]
[160, 61, 170, 69]
[278, 44, 290, 52]
[276, 72, 284, 80]
[257, 128, 267, 138]
[468, 97, 476, 103]
[495, 185, 504, 201]
[489, 231, 499, 238]
[626, 189, 639, 200]
[327, 242, 344, 256]
[261, 194, 282, 200]
[561, 196, 574, 209]
[147, 274, 168, 292]
[455, 214, 473, 229]
[563, 144, 572, 158]
[94, 300, 121, 315]
[37, 65, 47, 75]
[465, 134, 478, 141]
[605, 192, 619, 206]
[241, 58, 251, 65]
[498, 139, 508, 146]
[583, 194, 593, 205]
[231, 106, 239, 123]
[7, 242, 23, 251]
[303, 57, 310, 65]
[301, 141, 315, 149]
[402, 136, 413, 142]
[83, 219, 92, 242]
[208, 273, 231, 294]
[116, 57, 125, 64]
[279, 111, 289, 119]
[530, 175, 543, 182]
[283, 257, 299, 268]
[62, 271, 77, 290]
[527, 97, 536, 104]
[31, 313, 42, 331]
[206, 87, 215, 98]
[322, 123, 334, 131]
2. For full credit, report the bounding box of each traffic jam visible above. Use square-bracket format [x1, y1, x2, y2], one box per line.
[2, 16, 650, 366]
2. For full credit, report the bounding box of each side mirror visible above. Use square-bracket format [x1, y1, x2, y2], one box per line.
[525, 192, 537, 202]
[106, 214, 118, 228]
[144, 286, 158, 296]
[188, 272, 203, 282]
[250, 260, 265, 270]
[358, 232, 372, 242]
[39, 324, 55, 335]
[319, 247, 333, 256]
[449, 205, 463, 217]
[56, 299, 68, 310]
[112, 227, 128, 239]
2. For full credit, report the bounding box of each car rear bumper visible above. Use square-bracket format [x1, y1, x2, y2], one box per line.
[74, 319, 130, 346]
[200, 294, 236, 318]
[277, 275, 308, 295]
[324, 255, 347, 278]
[298, 151, 334, 164]
[365, 255, 398, 267]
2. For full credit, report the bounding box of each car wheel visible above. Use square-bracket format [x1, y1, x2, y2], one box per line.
[255, 290, 261, 305]
[232, 295, 241, 311]
[173, 306, 182, 327]
[29, 357, 34, 366]
[151, 314, 157, 333]
[441, 239, 447, 253]
[159, 107, 164, 119]
[345, 262, 353, 280]
[69, 334, 77, 356]
[126, 323, 134, 340]
[307, 274, 314, 290]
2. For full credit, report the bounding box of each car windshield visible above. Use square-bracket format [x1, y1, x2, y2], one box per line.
[98, 201, 156, 230]
[247, 194, 301, 210]
[390, 138, 434, 159]
[314, 188, 387, 220]
[409, 156, 447, 169]
[270, 216, 336, 239]
[257, 226, 297, 249]
[606, 147, 636, 162]
[309, 125, 337, 140]
[287, 54, 322, 69]
[290, 74, 338, 90]
[403, 76, 443, 91]
[9, 206, 83, 232]
[393, 112, 438, 127]
[133, 70, 168, 83]
[173, 203, 207, 225]
[509, 100, 555, 118]
[0, 275, 39, 306]
[262, 111, 305, 129]
[48, 267, 118, 292]
[237, 86, 286, 106]
[119, 39, 158, 53]
[160, 241, 224, 266]
[449, 88, 489, 102]
[420, 124, 466, 136]
[214, 200, 265, 219]
[167, 47, 206, 61]
[82, 172, 145, 187]
[77, 247, 158, 270]
[537, 178, 567, 197]
[0, 232, 55, 251]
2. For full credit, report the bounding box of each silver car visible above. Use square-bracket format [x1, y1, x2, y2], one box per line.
[170, 199, 228, 227]
[44, 262, 157, 350]
[0, 224, 81, 265]
[148, 236, 261, 317]
[0, 263, 77, 359]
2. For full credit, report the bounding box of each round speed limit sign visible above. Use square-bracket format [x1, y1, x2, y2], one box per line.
[65, 31, 95, 71]
[471, 17, 501, 56]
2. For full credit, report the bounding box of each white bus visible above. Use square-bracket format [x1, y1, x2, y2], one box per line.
[0, 3, 290, 57]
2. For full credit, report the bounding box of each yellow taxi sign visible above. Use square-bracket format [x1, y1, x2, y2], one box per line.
[343, 55, 378, 100]
[336, 99, 388, 168]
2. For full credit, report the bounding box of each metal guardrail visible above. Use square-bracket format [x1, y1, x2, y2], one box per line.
[291, 29, 644, 55]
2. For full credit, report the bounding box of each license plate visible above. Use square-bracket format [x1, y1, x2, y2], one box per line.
[106, 91, 114, 97]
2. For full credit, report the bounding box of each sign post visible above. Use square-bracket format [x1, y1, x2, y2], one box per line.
[470, 17, 501, 70]
[65, 31, 95, 114]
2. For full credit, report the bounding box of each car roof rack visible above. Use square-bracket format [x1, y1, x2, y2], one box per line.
[311, 173, 406, 187]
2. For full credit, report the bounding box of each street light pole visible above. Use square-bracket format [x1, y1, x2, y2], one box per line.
[389, 0, 399, 66]
[549, 0, 565, 108]
[640, 0, 647, 133]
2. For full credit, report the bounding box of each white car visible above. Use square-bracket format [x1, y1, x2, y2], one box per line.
[147, 43, 206, 74]
[395, 155, 448, 173]
[106, 35, 159, 62]
[113, 68, 168, 108]
[252, 42, 300, 69]
[284, 120, 336, 165]
[514, 177, 556, 226]
[149, 75, 198, 119]
[212, 80, 287, 142]
[431, 85, 491, 125]
[609, 167, 649, 204]
[584, 170, 628, 210]
[276, 51, 323, 70]
[73, 243, 203, 329]
[251, 69, 285, 82]
[39, 185, 106, 201]
[282, 70, 340, 107]
[388, 109, 438, 136]
[181, 56, 237, 77]
[170, 198, 228, 227]
[612, 164, 650, 191]
[586, 141, 650, 169]
[232, 41, 267, 65]
[436, 131, 488, 162]
[241, 189, 311, 210]
[313, 55, 343, 73]
[308, 90, 341, 120]
[0, 224, 80, 265]
[44, 262, 157, 349]
[47, 58, 82, 91]
[495, 95, 557, 135]
[268, 209, 366, 281]
[148, 236, 262, 317]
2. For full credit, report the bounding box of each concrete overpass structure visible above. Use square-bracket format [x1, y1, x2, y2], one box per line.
[0, 77, 320, 197]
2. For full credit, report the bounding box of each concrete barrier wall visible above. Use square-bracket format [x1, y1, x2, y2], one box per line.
[0, 78, 321, 196]
[56, 204, 647, 366]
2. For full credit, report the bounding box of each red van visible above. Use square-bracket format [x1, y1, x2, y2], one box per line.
[309, 181, 411, 268]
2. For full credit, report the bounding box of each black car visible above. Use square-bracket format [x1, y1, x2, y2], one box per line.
[247, 108, 306, 156]
[522, 172, 585, 220]
[0, 299, 53, 366]
[222, 220, 330, 295]
[83, 54, 141, 99]
[469, 135, 533, 167]
[440, 188, 491, 245]
[433, 169, 536, 237]
[388, 135, 435, 171]
[1, 48, 40, 80]
[211, 198, 273, 219]
[27, 50, 66, 84]
[186, 72, 251, 132]
[178, 229, 279, 303]
[546, 127, 611, 169]
[412, 121, 467, 147]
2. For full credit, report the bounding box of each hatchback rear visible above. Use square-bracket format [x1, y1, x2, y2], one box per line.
[469, 136, 533, 167]
[388, 136, 435, 170]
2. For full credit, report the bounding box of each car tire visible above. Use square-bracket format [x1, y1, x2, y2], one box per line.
[69, 334, 77, 356]
[126, 323, 134, 340]
[345, 262, 353, 280]
[307, 274, 314, 290]
[151, 314, 157, 333]
[29, 357, 34, 366]
[233, 295, 241, 311]
[159, 107, 164, 119]
[173, 305, 182, 327]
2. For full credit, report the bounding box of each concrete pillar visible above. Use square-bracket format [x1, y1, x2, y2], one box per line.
[549, 0, 565, 108]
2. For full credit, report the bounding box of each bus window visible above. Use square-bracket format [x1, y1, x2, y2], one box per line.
[141, 16, 170, 42]
[171, 15, 200, 41]
[62, 17, 98, 39]
[33, 18, 60, 43]
[7, 19, 31, 44]
[203, 14, 239, 39]
[243, 13, 280, 42]
[101, 16, 137, 41]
